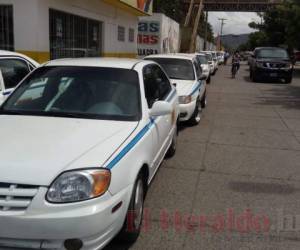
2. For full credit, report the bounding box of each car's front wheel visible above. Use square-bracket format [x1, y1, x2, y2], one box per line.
[201, 92, 207, 109]
[207, 76, 211, 84]
[118, 173, 145, 243]
[285, 76, 292, 84]
[188, 99, 201, 126]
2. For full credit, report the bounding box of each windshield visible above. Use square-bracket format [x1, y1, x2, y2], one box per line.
[257, 49, 289, 59]
[146, 58, 195, 80]
[196, 55, 208, 65]
[205, 54, 213, 61]
[1, 66, 141, 121]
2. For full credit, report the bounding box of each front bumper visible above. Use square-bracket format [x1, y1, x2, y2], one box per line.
[179, 101, 197, 121]
[0, 185, 133, 250]
[255, 67, 293, 80]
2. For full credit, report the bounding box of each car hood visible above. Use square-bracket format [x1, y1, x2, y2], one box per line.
[257, 58, 290, 63]
[170, 79, 196, 96]
[0, 115, 137, 186]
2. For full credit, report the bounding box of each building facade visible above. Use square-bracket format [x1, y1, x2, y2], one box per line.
[0, 0, 152, 62]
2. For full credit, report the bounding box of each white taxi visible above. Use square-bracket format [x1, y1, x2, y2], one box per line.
[0, 58, 179, 250]
[145, 54, 207, 125]
[0, 50, 39, 103]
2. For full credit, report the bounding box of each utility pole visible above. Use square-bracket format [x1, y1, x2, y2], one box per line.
[189, 0, 204, 53]
[204, 11, 208, 51]
[218, 18, 226, 50]
[184, 0, 195, 27]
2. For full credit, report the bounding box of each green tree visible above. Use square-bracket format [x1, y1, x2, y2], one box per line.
[247, 0, 300, 51]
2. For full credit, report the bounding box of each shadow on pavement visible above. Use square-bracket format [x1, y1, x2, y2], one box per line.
[103, 239, 132, 250]
[252, 67, 300, 110]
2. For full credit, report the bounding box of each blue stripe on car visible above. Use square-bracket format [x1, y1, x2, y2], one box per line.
[190, 81, 202, 96]
[3, 91, 12, 96]
[106, 119, 155, 170]
[166, 88, 176, 102]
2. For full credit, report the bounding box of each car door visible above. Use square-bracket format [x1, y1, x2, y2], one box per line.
[0, 57, 33, 99]
[193, 60, 206, 100]
[143, 64, 176, 170]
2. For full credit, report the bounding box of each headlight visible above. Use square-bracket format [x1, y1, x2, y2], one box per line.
[179, 95, 192, 104]
[256, 62, 264, 68]
[46, 168, 111, 203]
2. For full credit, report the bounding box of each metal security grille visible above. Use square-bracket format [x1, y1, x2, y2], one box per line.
[49, 9, 103, 60]
[0, 5, 14, 51]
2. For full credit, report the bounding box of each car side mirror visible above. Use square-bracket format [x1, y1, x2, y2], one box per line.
[149, 101, 172, 117]
[198, 75, 206, 81]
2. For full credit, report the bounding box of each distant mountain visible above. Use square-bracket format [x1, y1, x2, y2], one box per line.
[220, 34, 250, 50]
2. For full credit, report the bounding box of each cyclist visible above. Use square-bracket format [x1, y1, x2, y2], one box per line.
[231, 51, 241, 78]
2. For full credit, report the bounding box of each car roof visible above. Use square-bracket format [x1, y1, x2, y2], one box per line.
[44, 57, 145, 69]
[145, 53, 194, 61]
[0, 50, 40, 66]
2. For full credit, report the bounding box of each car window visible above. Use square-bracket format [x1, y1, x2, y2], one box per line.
[151, 65, 172, 100]
[0, 58, 31, 89]
[145, 58, 195, 81]
[257, 49, 289, 59]
[143, 64, 172, 108]
[2, 66, 141, 121]
[143, 65, 159, 108]
[197, 55, 208, 64]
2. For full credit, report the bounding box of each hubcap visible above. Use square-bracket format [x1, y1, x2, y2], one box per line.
[133, 180, 144, 229]
[195, 103, 202, 123]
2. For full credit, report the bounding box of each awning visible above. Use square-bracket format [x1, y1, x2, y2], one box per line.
[103, 0, 151, 16]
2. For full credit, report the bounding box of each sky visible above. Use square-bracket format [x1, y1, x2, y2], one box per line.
[208, 12, 261, 36]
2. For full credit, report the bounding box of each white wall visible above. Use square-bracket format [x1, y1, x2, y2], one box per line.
[138, 13, 180, 57]
[0, 0, 139, 60]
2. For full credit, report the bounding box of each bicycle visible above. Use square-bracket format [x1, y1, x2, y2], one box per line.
[231, 62, 239, 78]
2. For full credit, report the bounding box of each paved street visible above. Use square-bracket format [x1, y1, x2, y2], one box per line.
[106, 63, 300, 250]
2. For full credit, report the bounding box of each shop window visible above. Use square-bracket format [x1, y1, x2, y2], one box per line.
[129, 28, 135, 43]
[118, 26, 125, 42]
[0, 5, 14, 51]
[49, 9, 103, 60]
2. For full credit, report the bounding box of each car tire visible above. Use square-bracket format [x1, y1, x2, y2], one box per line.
[188, 99, 201, 126]
[166, 122, 178, 158]
[285, 77, 292, 84]
[207, 76, 211, 84]
[201, 92, 207, 109]
[118, 173, 145, 243]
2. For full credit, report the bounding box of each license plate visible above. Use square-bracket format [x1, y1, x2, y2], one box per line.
[270, 73, 278, 77]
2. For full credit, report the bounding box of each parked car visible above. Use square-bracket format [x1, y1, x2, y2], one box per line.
[0, 50, 39, 103]
[204, 52, 215, 75]
[145, 54, 207, 125]
[217, 51, 225, 64]
[194, 53, 211, 84]
[0, 58, 179, 250]
[249, 47, 293, 83]
[201, 51, 218, 75]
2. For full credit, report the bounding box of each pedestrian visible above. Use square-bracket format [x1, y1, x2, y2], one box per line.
[231, 51, 241, 78]
[224, 51, 230, 65]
